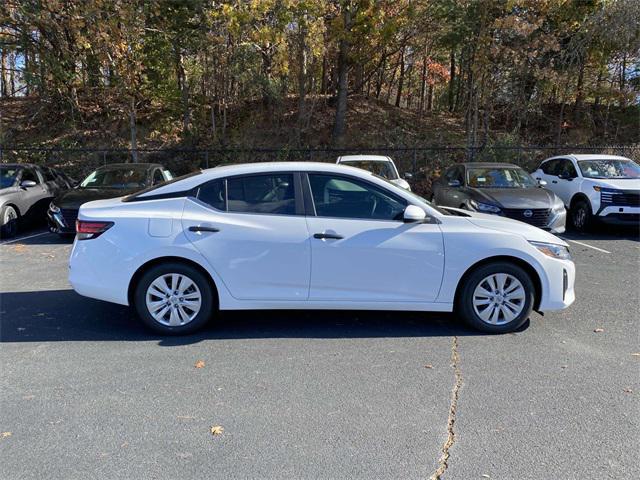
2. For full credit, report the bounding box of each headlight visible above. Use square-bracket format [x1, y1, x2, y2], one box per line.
[49, 202, 60, 213]
[552, 199, 565, 212]
[529, 241, 571, 260]
[469, 199, 501, 213]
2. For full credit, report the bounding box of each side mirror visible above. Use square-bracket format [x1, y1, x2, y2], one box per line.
[20, 180, 37, 188]
[403, 205, 427, 223]
[448, 180, 461, 188]
[537, 179, 547, 186]
[404, 172, 413, 180]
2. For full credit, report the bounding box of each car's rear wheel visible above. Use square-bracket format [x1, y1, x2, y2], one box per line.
[457, 262, 535, 333]
[134, 262, 214, 335]
[570, 199, 592, 232]
[0, 205, 19, 239]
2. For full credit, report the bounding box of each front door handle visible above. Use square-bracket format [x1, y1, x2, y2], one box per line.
[313, 232, 343, 240]
[188, 225, 220, 233]
[551, 180, 557, 184]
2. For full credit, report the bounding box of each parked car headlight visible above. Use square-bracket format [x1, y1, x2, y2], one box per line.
[552, 198, 565, 212]
[49, 202, 60, 213]
[469, 199, 501, 213]
[529, 241, 571, 260]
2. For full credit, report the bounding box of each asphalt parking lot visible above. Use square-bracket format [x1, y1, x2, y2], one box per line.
[1, 226, 639, 480]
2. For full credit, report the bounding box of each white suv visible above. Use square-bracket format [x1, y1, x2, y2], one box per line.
[533, 154, 640, 231]
[336, 155, 412, 190]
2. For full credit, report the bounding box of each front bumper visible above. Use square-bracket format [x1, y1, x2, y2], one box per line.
[538, 257, 575, 312]
[47, 208, 77, 234]
[596, 206, 640, 226]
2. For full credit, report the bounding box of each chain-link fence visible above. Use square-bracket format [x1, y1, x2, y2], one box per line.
[2, 144, 639, 196]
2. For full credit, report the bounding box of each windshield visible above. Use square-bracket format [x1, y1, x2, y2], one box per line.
[577, 159, 640, 179]
[340, 160, 398, 180]
[0, 167, 20, 189]
[80, 167, 148, 189]
[467, 167, 537, 188]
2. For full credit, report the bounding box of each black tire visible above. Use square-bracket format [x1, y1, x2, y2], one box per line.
[133, 262, 215, 335]
[570, 198, 592, 232]
[0, 205, 19, 239]
[456, 262, 535, 334]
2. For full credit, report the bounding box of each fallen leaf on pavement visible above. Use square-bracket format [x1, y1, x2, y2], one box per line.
[194, 360, 205, 368]
[424, 364, 433, 369]
[11, 244, 26, 252]
[210, 425, 224, 436]
[623, 388, 633, 394]
[593, 328, 604, 333]
[631, 353, 640, 357]
[1, 432, 12, 438]
[481, 475, 491, 479]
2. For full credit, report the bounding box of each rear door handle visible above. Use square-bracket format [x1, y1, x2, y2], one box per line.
[188, 225, 220, 233]
[551, 180, 557, 184]
[313, 233, 343, 240]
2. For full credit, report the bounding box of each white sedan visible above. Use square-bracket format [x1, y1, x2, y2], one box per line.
[69, 162, 575, 335]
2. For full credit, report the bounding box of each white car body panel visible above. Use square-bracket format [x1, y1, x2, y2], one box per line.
[69, 162, 575, 317]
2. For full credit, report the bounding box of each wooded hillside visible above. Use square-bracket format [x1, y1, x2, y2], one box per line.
[1, 0, 639, 151]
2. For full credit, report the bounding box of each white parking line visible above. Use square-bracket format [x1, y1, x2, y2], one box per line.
[0, 231, 50, 245]
[566, 239, 611, 254]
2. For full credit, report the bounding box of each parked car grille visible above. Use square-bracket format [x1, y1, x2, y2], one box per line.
[60, 208, 79, 228]
[502, 208, 551, 228]
[600, 189, 640, 207]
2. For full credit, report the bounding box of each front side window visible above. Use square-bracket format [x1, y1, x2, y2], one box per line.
[20, 168, 40, 184]
[578, 159, 640, 179]
[467, 167, 537, 188]
[558, 160, 577, 178]
[540, 159, 559, 175]
[308, 174, 406, 220]
[227, 174, 295, 215]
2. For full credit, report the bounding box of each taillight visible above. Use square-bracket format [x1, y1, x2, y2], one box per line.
[75, 220, 114, 240]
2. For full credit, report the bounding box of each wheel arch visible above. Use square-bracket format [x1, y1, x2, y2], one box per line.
[569, 192, 590, 209]
[453, 255, 542, 311]
[1, 202, 21, 217]
[127, 256, 219, 308]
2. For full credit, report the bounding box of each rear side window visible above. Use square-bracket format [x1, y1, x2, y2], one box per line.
[197, 179, 226, 211]
[42, 167, 57, 182]
[227, 174, 295, 215]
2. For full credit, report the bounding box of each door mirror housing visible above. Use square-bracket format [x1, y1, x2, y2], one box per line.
[403, 205, 427, 223]
[20, 180, 37, 188]
[448, 179, 461, 188]
[537, 179, 548, 186]
[403, 172, 413, 180]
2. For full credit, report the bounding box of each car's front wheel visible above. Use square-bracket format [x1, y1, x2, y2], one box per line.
[0, 205, 19, 239]
[570, 199, 592, 232]
[133, 262, 214, 335]
[457, 262, 535, 333]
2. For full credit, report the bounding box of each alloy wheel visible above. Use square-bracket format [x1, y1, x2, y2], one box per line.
[472, 273, 526, 325]
[3, 206, 18, 237]
[145, 273, 202, 326]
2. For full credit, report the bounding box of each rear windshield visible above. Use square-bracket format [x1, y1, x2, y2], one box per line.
[340, 161, 398, 180]
[122, 170, 202, 201]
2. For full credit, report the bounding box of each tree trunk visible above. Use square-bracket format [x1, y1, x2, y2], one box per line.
[574, 60, 585, 113]
[419, 54, 427, 112]
[130, 96, 138, 163]
[395, 47, 405, 108]
[297, 22, 308, 138]
[448, 50, 456, 111]
[332, 6, 351, 144]
[175, 45, 190, 135]
[321, 52, 328, 94]
[427, 83, 434, 111]
[0, 48, 7, 97]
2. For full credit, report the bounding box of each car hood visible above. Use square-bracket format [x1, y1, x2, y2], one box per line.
[471, 187, 556, 209]
[584, 178, 640, 190]
[54, 187, 138, 209]
[390, 178, 411, 190]
[445, 208, 568, 246]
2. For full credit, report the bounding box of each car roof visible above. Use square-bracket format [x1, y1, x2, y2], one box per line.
[542, 154, 632, 162]
[459, 162, 520, 168]
[138, 162, 389, 197]
[97, 163, 163, 170]
[336, 155, 392, 162]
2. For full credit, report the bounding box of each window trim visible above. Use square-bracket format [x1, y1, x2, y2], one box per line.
[303, 171, 409, 222]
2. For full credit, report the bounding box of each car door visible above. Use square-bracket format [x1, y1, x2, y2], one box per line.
[182, 172, 311, 301]
[534, 159, 558, 187]
[552, 159, 579, 205]
[304, 172, 444, 302]
[18, 167, 49, 216]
